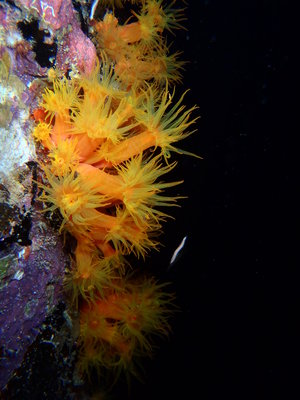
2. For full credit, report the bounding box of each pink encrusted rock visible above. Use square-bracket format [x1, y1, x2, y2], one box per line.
[16, 0, 75, 30]
[14, 0, 97, 74]
[56, 28, 97, 74]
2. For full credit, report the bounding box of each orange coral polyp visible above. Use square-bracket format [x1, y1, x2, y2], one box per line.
[66, 238, 120, 302]
[77, 163, 123, 198]
[137, 13, 162, 43]
[95, 13, 126, 58]
[50, 114, 72, 148]
[118, 21, 143, 44]
[95, 130, 157, 164]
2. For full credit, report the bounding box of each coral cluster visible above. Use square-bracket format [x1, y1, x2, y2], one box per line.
[32, 0, 198, 382]
[93, 0, 186, 87]
[79, 279, 175, 379]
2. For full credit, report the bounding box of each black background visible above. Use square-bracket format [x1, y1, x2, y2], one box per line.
[126, 1, 296, 399]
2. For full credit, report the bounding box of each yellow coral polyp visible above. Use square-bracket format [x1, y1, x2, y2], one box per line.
[103, 209, 160, 258]
[65, 238, 120, 304]
[32, 122, 52, 148]
[78, 56, 126, 104]
[136, 84, 200, 159]
[48, 139, 80, 176]
[117, 154, 183, 223]
[42, 77, 79, 120]
[71, 96, 136, 143]
[39, 167, 110, 232]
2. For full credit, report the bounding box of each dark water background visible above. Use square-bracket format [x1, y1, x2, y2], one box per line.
[126, 1, 295, 399]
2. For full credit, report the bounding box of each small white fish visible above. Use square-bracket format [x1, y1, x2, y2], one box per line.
[169, 235, 187, 268]
[90, 0, 99, 20]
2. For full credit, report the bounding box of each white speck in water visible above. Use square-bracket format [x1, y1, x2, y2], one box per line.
[169, 236, 188, 267]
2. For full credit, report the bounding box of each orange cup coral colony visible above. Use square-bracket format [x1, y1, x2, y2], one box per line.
[32, 0, 199, 381]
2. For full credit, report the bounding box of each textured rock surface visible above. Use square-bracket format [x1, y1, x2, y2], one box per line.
[0, 0, 91, 391]
[0, 194, 68, 389]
